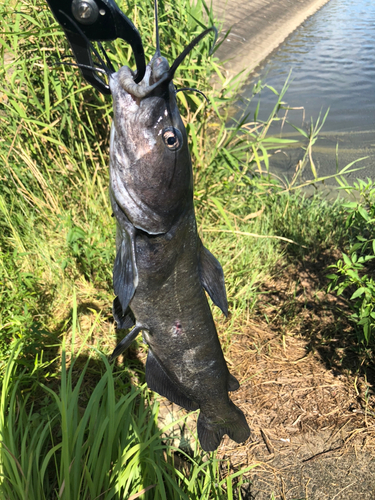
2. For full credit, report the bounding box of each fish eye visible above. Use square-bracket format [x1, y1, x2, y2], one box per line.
[162, 127, 183, 151]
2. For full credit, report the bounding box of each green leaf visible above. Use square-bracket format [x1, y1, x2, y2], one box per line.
[289, 123, 309, 138]
[210, 197, 235, 232]
[358, 205, 370, 221]
[346, 269, 360, 281]
[350, 287, 366, 300]
[342, 253, 352, 267]
[254, 100, 260, 121]
[343, 202, 358, 210]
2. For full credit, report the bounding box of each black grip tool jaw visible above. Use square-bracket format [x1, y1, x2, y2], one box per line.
[46, 0, 146, 94]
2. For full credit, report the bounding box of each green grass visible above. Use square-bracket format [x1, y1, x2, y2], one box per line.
[0, 304, 256, 499]
[0, 0, 365, 498]
[201, 187, 346, 313]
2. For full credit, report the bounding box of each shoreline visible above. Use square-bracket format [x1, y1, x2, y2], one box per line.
[211, 0, 331, 81]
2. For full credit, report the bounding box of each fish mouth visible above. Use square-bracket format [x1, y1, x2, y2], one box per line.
[116, 53, 171, 101]
[117, 26, 217, 100]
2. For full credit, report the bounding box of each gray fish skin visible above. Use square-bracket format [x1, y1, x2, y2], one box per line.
[109, 63, 192, 235]
[109, 56, 250, 452]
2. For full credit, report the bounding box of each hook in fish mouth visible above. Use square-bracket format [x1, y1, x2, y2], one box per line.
[118, 0, 216, 99]
[118, 26, 217, 99]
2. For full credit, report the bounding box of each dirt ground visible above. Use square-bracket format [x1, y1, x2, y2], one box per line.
[220, 321, 375, 499]
[157, 250, 375, 499]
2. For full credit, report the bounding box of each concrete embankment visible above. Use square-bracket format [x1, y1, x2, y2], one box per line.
[211, 0, 331, 79]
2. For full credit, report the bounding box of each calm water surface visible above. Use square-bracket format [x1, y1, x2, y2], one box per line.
[237, 0, 375, 186]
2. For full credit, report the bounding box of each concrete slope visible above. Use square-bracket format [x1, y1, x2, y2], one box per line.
[212, 0, 331, 78]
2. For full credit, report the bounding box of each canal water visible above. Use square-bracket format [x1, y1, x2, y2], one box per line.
[236, 0, 375, 190]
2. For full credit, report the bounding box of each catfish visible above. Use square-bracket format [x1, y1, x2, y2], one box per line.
[109, 8, 250, 452]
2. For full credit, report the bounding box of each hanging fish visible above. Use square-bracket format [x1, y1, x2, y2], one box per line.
[46, 0, 250, 452]
[108, 3, 250, 452]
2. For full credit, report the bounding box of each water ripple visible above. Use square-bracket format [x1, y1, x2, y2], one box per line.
[240, 0, 375, 135]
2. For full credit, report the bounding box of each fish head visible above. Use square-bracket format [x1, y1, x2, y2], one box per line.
[109, 26, 216, 235]
[109, 51, 193, 235]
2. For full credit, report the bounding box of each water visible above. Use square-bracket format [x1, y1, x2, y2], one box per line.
[237, 0, 375, 187]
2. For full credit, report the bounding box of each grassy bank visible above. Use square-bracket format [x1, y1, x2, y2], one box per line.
[1, 0, 374, 498]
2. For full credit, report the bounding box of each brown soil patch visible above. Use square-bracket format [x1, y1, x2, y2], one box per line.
[219, 248, 375, 499]
[218, 321, 375, 499]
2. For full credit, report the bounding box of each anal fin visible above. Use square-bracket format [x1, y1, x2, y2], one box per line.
[146, 350, 199, 411]
[198, 241, 228, 317]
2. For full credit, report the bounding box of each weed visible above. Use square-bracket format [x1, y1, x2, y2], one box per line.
[327, 179, 375, 344]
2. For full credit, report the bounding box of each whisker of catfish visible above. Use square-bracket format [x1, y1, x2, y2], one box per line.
[50, 60, 108, 75]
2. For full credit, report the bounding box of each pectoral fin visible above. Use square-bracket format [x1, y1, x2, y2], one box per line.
[110, 325, 142, 361]
[146, 350, 199, 411]
[113, 228, 138, 315]
[198, 241, 228, 317]
[111, 194, 138, 315]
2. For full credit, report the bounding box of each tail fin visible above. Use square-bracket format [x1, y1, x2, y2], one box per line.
[197, 402, 250, 452]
